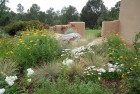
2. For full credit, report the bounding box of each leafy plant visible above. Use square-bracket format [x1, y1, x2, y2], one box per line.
[34, 77, 112, 94]
[12, 30, 62, 68]
[4, 21, 26, 35]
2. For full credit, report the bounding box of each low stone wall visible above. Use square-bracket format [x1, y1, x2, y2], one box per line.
[54, 25, 70, 34]
[69, 22, 85, 37]
[101, 20, 120, 38]
[51, 22, 85, 37]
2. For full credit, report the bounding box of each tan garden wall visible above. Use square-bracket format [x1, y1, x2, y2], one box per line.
[101, 20, 120, 38]
[69, 22, 85, 37]
[119, 0, 140, 44]
[101, 0, 140, 44]
[54, 25, 70, 34]
[52, 22, 85, 37]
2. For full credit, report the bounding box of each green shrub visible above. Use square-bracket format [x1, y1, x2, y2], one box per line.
[12, 30, 62, 68]
[4, 20, 49, 36]
[0, 37, 15, 58]
[25, 20, 49, 31]
[105, 34, 140, 94]
[121, 33, 140, 94]
[34, 77, 112, 94]
[4, 21, 26, 35]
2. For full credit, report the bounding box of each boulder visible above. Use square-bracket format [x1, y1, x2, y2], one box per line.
[59, 33, 81, 44]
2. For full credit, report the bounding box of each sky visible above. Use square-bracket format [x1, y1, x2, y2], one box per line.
[7, 0, 120, 13]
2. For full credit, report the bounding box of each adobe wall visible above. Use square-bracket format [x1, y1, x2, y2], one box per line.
[101, 20, 120, 38]
[50, 22, 85, 37]
[119, 0, 140, 44]
[69, 22, 85, 37]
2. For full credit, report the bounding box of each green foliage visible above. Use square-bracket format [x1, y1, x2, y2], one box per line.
[105, 34, 140, 94]
[84, 69, 99, 83]
[17, 3, 24, 14]
[105, 34, 127, 63]
[85, 29, 101, 39]
[4, 21, 26, 35]
[12, 30, 62, 68]
[0, 0, 10, 26]
[80, 0, 104, 29]
[27, 4, 40, 20]
[0, 37, 15, 58]
[61, 5, 79, 24]
[121, 33, 140, 94]
[108, 1, 121, 20]
[0, 59, 17, 78]
[3, 20, 49, 35]
[133, 32, 140, 55]
[25, 20, 47, 31]
[34, 77, 111, 94]
[101, 71, 122, 80]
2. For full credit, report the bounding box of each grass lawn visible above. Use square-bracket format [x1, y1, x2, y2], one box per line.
[85, 29, 101, 39]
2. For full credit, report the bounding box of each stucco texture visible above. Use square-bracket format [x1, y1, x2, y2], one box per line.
[119, 0, 140, 44]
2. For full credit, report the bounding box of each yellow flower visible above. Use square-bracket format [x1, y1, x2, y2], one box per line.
[30, 40, 33, 43]
[27, 48, 30, 50]
[115, 33, 119, 36]
[34, 44, 37, 46]
[130, 67, 134, 71]
[41, 34, 46, 37]
[10, 51, 13, 54]
[120, 56, 123, 59]
[122, 73, 126, 78]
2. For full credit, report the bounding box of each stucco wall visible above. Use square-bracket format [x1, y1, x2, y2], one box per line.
[119, 0, 140, 44]
[52, 22, 85, 37]
[69, 22, 85, 37]
[101, 20, 120, 38]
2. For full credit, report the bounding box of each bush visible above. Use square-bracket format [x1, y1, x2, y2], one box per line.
[4, 20, 49, 36]
[4, 21, 26, 35]
[12, 30, 62, 68]
[105, 34, 140, 94]
[0, 37, 15, 58]
[25, 20, 49, 31]
[34, 77, 111, 94]
[121, 33, 140, 94]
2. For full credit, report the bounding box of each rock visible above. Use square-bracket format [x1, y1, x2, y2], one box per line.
[59, 33, 81, 44]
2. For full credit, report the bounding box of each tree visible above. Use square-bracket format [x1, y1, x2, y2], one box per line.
[46, 8, 56, 25]
[17, 3, 24, 14]
[0, 0, 10, 26]
[108, 1, 121, 20]
[97, 4, 109, 27]
[61, 5, 79, 24]
[80, 0, 104, 29]
[27, 4, 40, 20]
[38, 11, 47, 23]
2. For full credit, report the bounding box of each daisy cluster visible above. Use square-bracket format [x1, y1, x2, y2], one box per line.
[84, 63, 123, 76]
[0, 68, 34, 94]
[61, 40, 101, 59]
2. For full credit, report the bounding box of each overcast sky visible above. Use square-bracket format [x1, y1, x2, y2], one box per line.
[7, 0, 120, 13]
